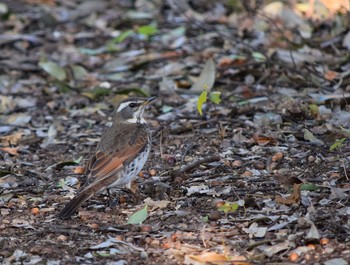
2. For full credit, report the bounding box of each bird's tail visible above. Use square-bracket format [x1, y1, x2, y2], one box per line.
[58, 191, 92, 219]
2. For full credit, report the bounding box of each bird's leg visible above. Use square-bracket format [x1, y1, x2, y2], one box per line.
[109, 181, 141, 207]
[106, 188, 117, 207]
[124, 180, 141, 203]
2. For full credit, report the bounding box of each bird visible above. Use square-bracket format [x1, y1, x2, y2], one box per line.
[58, 96, 156, 219]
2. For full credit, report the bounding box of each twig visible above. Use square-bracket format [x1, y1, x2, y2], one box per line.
[170, 155, 221, 179]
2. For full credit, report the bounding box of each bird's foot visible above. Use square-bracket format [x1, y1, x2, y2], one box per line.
[107, 188, 141, 208]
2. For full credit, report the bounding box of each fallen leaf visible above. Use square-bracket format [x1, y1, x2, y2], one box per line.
[127, 205, 148, 224]
[187, 252, 229, 263]
[303, 129, 324, 145]
[275, 183, 302, 205]
[253, 133, 277, 145]
[260, 241, 295, 257]
[324, 70, 338, 81]
[191, 58, 216, 93]
[197, 90, 207, 116]
[0, 132, 24, 146]
[0, 147, 19, 156]
[39, 60, 66, 81]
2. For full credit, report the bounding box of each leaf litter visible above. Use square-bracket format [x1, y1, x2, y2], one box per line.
[0, 0, 349, 264]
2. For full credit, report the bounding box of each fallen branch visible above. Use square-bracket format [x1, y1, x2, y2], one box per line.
[170, 155, 221, 180]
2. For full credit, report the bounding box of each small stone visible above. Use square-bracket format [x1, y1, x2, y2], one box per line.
[254, 162, 265, 169]
[287, 135, 296, 143]
[31, 207, 40, 215]
[141, 225, 152, 232]
[57, 235, 67, 241]
[173, 176, 183, 184]
[242, 171, 252, 177]
[307, 244, 316, 250]
[272, 152, 283, 162]
[304, 253, 312, 262]
[308, 155, 316, 163]
[290, 148, 298, 155]
[126, 237, 133, 243]
[232, 160, 243, 167]
[320, 238, 329, 245]
[268, 162, 278, 171]
[177, 223, 188, 230]
[150, 239, 160, 247]
[88, 223, 99, 229]
[32, 154, 40, 161]
[138, 171, 147, 178]
[144, 237, 152, 245]
[140, 251, 148, 259]
[289, 252, 299, 262]
[149, 169, 157, 176]
[74, 166, 85, 175]
[208, 211, 221, 221]
[167, 156, 176, 165]
[213, 199, 225, 208]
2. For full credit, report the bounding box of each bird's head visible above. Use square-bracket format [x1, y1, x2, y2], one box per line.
[114, 96, 156, 124]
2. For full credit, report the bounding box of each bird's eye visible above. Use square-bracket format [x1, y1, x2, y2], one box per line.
[129, 103, 137, 108]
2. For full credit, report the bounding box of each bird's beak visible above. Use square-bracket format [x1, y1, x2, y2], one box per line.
[144, 96, 157, 105]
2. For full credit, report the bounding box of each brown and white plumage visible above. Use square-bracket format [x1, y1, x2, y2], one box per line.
[58, 97, 155, 219]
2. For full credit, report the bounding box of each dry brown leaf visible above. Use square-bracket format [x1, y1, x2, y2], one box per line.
[187, 252, 229, 264]
[0, 132, 24, 146]
[0, 147, 19, 156]
[24, 0, 56, 6]
[253, 133, 277, 146]
[274, 175, 303, 187]
[324, 70, 338, 81]
[275, 183, 302, 205]
[319, 0, 350, 14]
[186, 252, 249, 265]
[73, 166, 85, 175]
[218, 57, 247, 68]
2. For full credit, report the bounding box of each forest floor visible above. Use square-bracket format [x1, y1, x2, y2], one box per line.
[0, 0, 349, 264]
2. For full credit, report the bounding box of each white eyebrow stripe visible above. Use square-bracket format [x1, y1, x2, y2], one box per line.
[126, 116, 146, 123]
[116, 102, 131, 112]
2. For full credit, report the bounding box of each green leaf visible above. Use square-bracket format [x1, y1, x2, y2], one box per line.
[252, 52, 266, 62]
[137, 23, 158, 37]
[72, 65, 88, 80]
[300, 183, 318, 191]
[127, 205, 148, 224]
[52, 80, 71, 93]
[97, 251, 111, 257]
[161, 105, 173, 113]
[39, 61, 66, 81]
[209, 91, 221, 104]
[79, 47, 107, 55]
[57, 178, 66, 188]
[230, 202, 239, 212]
[192, 58, 216, 92]
[197, 90, 207, 116]
[309, 104, 319, 116]
[110, 30, 134, 44]
[74, 156, 83, 164]
[329, 138, 347, 151]
[303, 129, 324, 145]
[218, 202, 240, 214]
